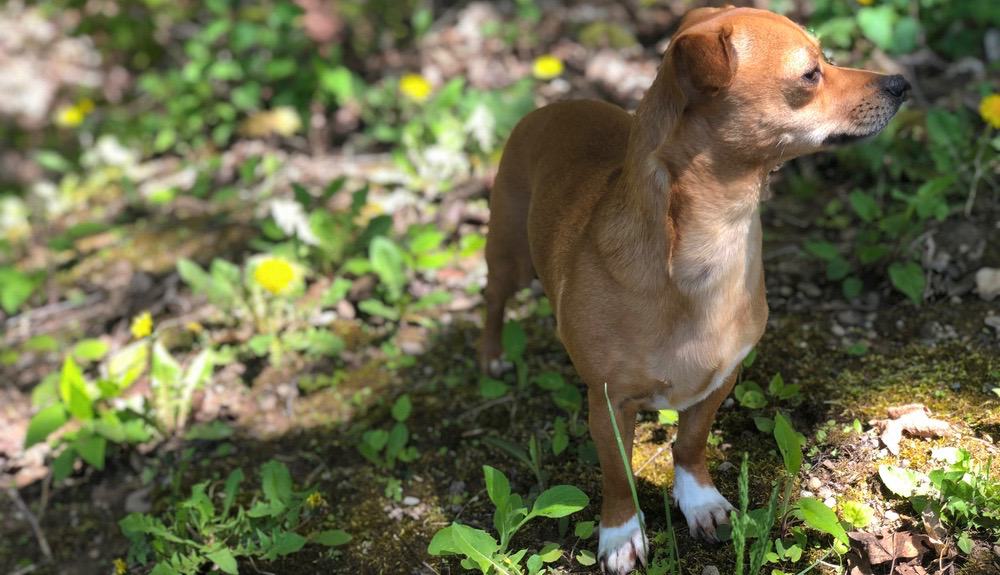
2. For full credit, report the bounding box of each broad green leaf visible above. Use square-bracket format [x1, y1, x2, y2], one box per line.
[261, 460, 293, 505]
[530, 485, 589, 518]
[428, 525, 460, 556]
[369, 236, 407, 301]
[72, 431, 106, 470]
[72, 339, 109, 363]
[222, 468, 244, 517]
[391, 394, 412, 422]
[797, 497, 848, 545]
[575, 520, 595, 538]
[24, 404, 68, 447]
[483, 465, 511, 509]
[311, 529, 352, 546]
[501, 321, 526, 360]
[534, 372, 565, 391]
[888, 261, 925, 305]
[206, 548, 238, 574]
[59, 357, 93, 421]
[857, 6, 896, 50]
[450, 523, 507, 574]
[107, 341, 148, 388]
[878, 464, 926, 498]
[773, 413, 803, 477]
[479, 376, 509, 399]
[658, 409, 679, 425]
[52, 447, 75, 482]
[272, 532, 306, 556]
[803, 240, 839, 261]
[840, 500, 874, 529]
[151, 341, 182, 390]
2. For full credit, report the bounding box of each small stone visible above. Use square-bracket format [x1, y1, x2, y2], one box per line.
[975, 268, 1000, 301]
[885, 510, 900, 521]
[818, 487, 834, 499]
[808, 476, 822, 490]
[799, 282, 822, 298]
[702, 567, 720, 575]
[800, 490, 815, 498]
[717, 461, 736, 473]
[402, 496, 420, 506]
[824, 496, 837, 508]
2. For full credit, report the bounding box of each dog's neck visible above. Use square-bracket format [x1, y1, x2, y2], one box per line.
[609, 89, 770, 295]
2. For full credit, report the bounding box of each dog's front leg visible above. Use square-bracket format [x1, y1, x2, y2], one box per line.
[672, 372, 738, 541]
[589, 388, 647, 574]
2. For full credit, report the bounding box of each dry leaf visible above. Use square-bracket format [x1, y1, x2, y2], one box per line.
[240, 107, 302, 138]
[848, 529, 933, 565]
[872, 404, 952, 455]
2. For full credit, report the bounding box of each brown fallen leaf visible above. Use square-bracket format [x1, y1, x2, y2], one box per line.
[895, 564, 930, 575]
[848, 529, 934, 565]
[871, 404, 952, 455]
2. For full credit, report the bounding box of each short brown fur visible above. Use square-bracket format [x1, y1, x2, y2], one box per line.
[481, 7, 907, 573]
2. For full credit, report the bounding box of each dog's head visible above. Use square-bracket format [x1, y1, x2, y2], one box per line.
[662, 6, 909, 163]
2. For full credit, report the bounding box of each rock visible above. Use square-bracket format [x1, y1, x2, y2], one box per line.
[717, 461, 736, 473]
[824, 496, 837, 508]
[702, 567, 720, 575]
[402, 496, 420, 506]
[808, 476, 822, 490]
[975, 268, 1000, 301]
[885, 510, 900, 521]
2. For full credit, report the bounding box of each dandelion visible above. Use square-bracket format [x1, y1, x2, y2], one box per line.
[186, 321, 203, 334]
[54, 98, 94, 128]
[113, 558, 128, 575]
[399, 73, 433, 103]
[532, 55, 564, 80]
[253, 257, 296, 295]
[130, 312, 153, 339]
[306, 491, 328, 509]
[979, 93, 1000, 129]
[857, 0, 874, 5]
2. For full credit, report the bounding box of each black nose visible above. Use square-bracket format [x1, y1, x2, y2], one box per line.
[880, 74, 911, 100]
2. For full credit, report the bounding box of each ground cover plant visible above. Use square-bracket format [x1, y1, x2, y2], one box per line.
[1, 1, 998, 574]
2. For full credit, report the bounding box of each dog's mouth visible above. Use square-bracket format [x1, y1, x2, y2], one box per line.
[822, 131, 874, 146]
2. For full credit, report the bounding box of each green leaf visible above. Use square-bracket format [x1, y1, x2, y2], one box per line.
[59, 357, 93, 421]
[72, 339, 109, 363]
[534, 372, 565, 391]
[479, 376, 509, 399]
[206, 548, 238, 574]
[797, 497, 848, 545]
[52, 447, 75, 482]
[272, 532, 307, 556]
[878, 464, 925, 498]
[658, 409, 679, 425]
[856, 6, 896, 50]
[261, 460, 293, 505]
[391, 394, 412, 422]
[574, 520, 595, 538]
[222, 468, 244, 517]
[483, 465, 511, 510]
[888, 261, 925, 305]
[803, 240, 840, 261]
[357, 299, 400, 321]
[773, 413, 802, 477]
[311, 529, 352, 547]
[848, 190, 879, 222]
[449, 523, 507, 574]
[501, 321, 526, 361]
[369, 236, 407, 301]
[576, 549, 597, 565]
[839, 500, 875, 529]
[428, 525, 460, 556]
[530, 485, 589, 518]
[25, 404, 68, 447]
[957, 532, 972, 554]
[72, 431, 106, 470]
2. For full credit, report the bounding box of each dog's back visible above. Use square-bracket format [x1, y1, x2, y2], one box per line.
[480, 99, 631, 368]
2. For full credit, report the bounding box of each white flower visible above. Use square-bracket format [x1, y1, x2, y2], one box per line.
[270, 198, 319, 245]
[0, 196, 30, 243]
[464, 104, 496, 152]
[82, 135, 138, 170]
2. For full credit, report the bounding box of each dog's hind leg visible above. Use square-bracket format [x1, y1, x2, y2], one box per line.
[480, 165, 535, 375]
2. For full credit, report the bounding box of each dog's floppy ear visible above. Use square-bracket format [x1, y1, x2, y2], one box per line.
[671, 24, 737, 95]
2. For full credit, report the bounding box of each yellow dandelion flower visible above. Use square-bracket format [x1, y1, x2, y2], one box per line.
[399, 74, 433, 103]
[979, 94, 1000, 129]
[113, 558, 128, 575]
[254, 257, 296, 295]
[306, 491, 328, 509]
[77, 98, 95, 114]
[130, 312, 153, 339]
[185, 321, 204, 334]
[857, 0, 874, 5]
[55, 105, 85, 128]
[532, 55, 564, 80]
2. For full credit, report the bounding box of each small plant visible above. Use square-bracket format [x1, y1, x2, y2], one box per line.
[357, 394, 418, 470]
[502, 320, 529, 389]
[879, 448, 1000, 549]
[427, 465, 588, 574]
[735, 372, 802, 431]
[119, 460, 350, 574]
[483, 435, 547, 490]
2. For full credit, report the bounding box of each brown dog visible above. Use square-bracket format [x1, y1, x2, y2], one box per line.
[481, 6, 908, 574]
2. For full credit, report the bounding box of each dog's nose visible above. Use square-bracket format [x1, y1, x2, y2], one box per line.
[880, 74, 911, 100]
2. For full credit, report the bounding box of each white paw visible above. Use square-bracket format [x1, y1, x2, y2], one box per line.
[487, 358, 514, 376]
[598, 513, 647, 574]
[674, 466, 734, 542]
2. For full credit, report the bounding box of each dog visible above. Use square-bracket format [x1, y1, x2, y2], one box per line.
[480, 6, 909, 574]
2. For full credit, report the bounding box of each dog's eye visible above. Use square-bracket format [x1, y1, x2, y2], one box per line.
[802, 66, 821, 83]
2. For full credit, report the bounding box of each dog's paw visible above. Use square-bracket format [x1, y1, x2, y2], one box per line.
[485, 357, 514, 377]
[674, 466, 734, 542]
[598, 514, 647, 575]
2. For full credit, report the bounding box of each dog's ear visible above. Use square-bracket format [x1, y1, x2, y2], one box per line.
[671, 24, 737, 95]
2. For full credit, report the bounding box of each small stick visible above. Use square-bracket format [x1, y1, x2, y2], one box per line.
[5, 485, 53, 563]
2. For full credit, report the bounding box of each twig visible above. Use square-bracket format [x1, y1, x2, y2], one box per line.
[634, 444, 669, 475]
[5, 485, 53, 563]
[457, 395, 514, 421]
[246, 556, 277, 575]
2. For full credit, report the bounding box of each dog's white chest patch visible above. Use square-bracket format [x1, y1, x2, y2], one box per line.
[651, 344, 753, 411]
